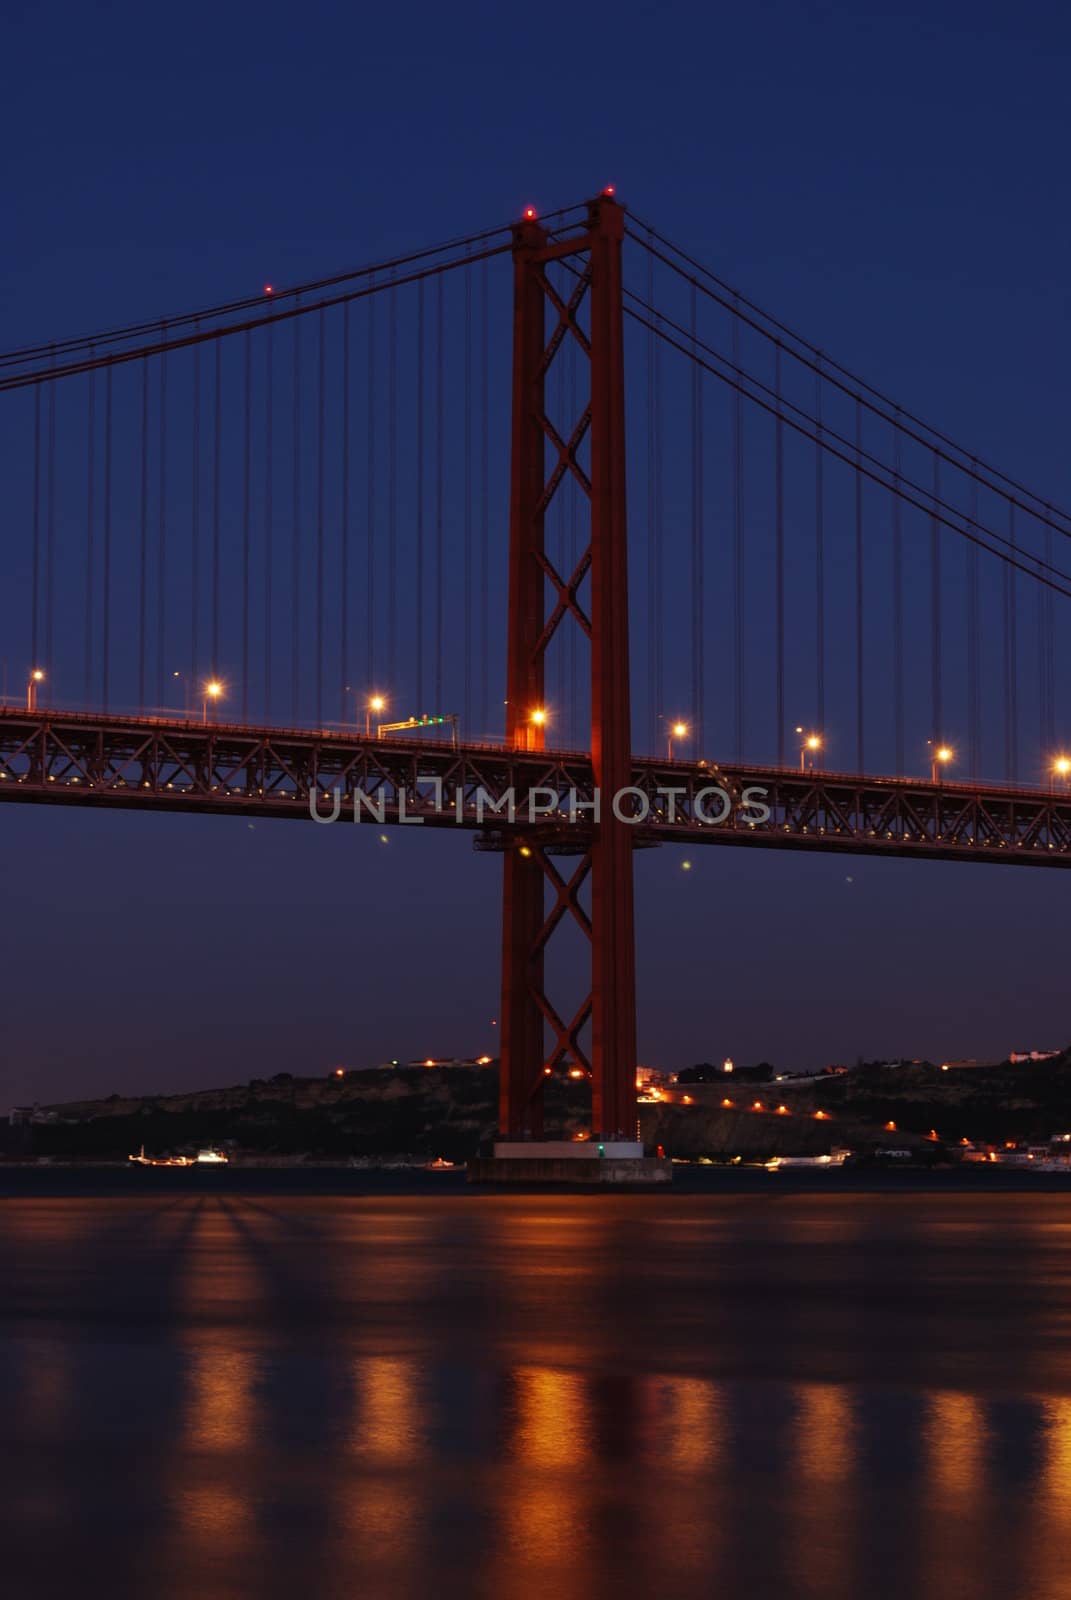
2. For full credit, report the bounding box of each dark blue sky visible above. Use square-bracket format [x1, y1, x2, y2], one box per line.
[3, 0, 1070, 1103]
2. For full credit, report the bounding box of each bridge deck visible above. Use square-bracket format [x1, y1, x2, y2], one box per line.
[1, 706, 1070, 868]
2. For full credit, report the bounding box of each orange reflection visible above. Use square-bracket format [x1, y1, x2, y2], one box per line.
[511, 1366, 593, 1469]
[1041, 1398, 1071, 1507]
[353, 1355, 423, 1463]
[652, 1374, 723, 1470]
[794, 1382, 857, 1484]
[185, 1336, 257, 1452]
[927, 1391, 986, 1498]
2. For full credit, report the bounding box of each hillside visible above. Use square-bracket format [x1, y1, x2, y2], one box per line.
[9, 1048, 1071, 1165]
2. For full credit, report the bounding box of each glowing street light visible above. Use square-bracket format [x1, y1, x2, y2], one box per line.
[796, 727, 822, 771]
[526, 707, 547, 751]
[929, 741, 954, 783]
[667, 720, 688, 761]
[367, 693, 386, 737]
[1052, 755, 1071, 791]
[26, 668, 44, 712]
[202, 679, 223, 723]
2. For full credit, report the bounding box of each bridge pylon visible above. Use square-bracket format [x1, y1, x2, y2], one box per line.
[498, 193, 637, 1142]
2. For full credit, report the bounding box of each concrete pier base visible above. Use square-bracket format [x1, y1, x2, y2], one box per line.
[468, 1141, 672, 1185]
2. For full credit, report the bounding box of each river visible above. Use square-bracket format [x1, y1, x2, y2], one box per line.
[3, 1174, 1070, 1598]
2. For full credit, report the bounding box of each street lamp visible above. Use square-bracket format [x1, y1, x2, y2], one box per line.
[202, 679, 223, 724]
[367, 694, 386, 738]
[667, 720, 688, 761]
[929, 742, 953, 783]
[1052, 756, 1071, 792]
[26, 668, 44, 712]
[527, 707, 547, 751]
[796, 727, 822, 771]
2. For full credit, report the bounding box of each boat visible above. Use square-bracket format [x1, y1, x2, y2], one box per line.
[765, 1149, 851, 1170]
[128, 1145, 194, 1167]
[425, 1156, 456, 1171]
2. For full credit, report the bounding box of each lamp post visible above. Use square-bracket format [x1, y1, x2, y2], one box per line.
[1052, 756, 1071, 793]
[527, 707, 546, 751]
[202, 680, 223, 724]
[929, 742, 953, 784]
[367, 694, 385, 738]
[796, 727, 822, 771]
[667, 721, 688, 761]
[26, 669, 44, 712]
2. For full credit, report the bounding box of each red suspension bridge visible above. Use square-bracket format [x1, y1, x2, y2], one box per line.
[2, 191, 1069, 1141]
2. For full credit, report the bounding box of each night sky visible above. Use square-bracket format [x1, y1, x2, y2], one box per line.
[3, 0, 1070, 1105]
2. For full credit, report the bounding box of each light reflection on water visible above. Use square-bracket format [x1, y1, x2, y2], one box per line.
[4, 1190, 1071, 1598]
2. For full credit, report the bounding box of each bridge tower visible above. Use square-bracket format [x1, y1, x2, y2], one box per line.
[498, 193, 637, 1142]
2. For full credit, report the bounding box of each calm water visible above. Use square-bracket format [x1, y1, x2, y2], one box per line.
[5, 1178, 1071, 1599]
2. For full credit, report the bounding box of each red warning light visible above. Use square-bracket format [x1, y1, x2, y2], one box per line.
[264, 284, 274, 295]
[603, 185, 615, 196]
[523, 206, 536, 221]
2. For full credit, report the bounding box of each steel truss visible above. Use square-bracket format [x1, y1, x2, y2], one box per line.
[5, 710, 1070, 864]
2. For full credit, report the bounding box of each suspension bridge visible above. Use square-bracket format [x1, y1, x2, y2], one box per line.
[2, 190, 1069, 1144]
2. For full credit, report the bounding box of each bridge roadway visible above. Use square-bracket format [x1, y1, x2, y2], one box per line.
[1, 706, 1070, 868]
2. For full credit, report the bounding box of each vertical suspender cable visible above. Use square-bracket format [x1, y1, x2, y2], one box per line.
[316, 306, 326, 726]
[732, 306, 744, 759]
[653, 254, 659, 742]
[191, 329, 200, 686]
[774, 347, 785, 766]
[264, 324, 274, 721]
[931, 454, 942, 740]
[366, 275, 376, 687]
[156, 329, 168, 706]
[292, 301, 302, 720]
[646, 239, 657, 747]
[464, 250, 473, 730]
[31, 385, 41, 675]
[340, 302, 350, 725]
[654, 273, 664, 747]
[480, 258, 490, 735]
[242, 330, 252, 722]
[45, 354, 56, 686]
[690, 284, 705, 756]
[415, 280, 425, 710]
[435, 272, 444, 708]
[892, 416, 904, 773]
[138, 357, 149, 707]
[967, 469, 980, 779]
[1039, 520, 1055, 755]
[1045, 524, 1056, 754]
[103, 366, 113, 710]
[388, 273, 398, 696]
[84, 361, 95, 697]
[814, 360, 824, 735]
[854, 400, 865, 772]
[1004, 503, 1018, 780]
[212, 339, 222, 678]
